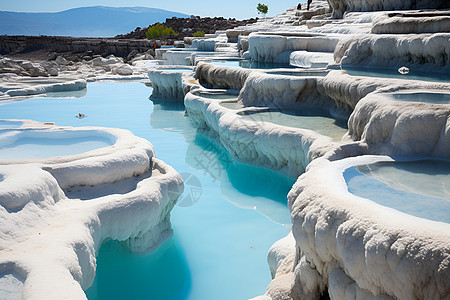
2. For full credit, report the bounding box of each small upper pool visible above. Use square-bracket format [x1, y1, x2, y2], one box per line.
[388, 91, 450, 104]
[162, 68, 194, 73]
[207, 60, 296, 69]
[343, 66, 450, 83]
[344, 159, 450, 223]
[0, 131, 114, 160]
[0, 120, 23, 129]
[192, 91, 238, 101]
[220, 101, 244, 110]
[240, 109, 348, 141]
[265, 70, 329, 77]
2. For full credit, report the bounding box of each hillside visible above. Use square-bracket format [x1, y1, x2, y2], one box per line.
[0, 6, 189, 37]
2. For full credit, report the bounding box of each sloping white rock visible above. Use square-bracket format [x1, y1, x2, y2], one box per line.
[286, 155, 450, 299]
[195, 62, 253, 90]
[185, 90, 338, 178]
[248, 33, 339, 63]
[148, 66, 194, 99]
[0, 122, 155, 189]
[335, 33, 450, 71]
[327, 0, 449, 19]
[371, 12, 450, 34]
[0, 120, 184, 299]
[348, 92, 450, 156]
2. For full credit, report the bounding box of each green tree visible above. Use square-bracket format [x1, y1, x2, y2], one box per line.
[257, 3, 268, 18]
[193, 31, 206, 37]
[145, 23, 178, 39]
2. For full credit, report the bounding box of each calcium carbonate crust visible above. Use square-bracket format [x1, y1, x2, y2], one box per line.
[184, 90, 339, 178]
[0, 120, 184, 299]
[148, 65, 195, 100]
[0, 121, 155, 189]
[284, 156, 450, 299]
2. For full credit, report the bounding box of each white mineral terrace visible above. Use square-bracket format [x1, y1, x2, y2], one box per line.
[0, 120, 183, 299]
[1, 0, 450, 299]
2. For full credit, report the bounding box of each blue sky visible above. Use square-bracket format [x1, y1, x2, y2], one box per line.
[0, 1, 305, 19]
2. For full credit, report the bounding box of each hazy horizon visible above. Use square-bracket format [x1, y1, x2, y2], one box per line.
[0, 1, 306, 20]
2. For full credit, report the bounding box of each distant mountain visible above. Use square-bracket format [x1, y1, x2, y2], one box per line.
[0, 6, 190, 37]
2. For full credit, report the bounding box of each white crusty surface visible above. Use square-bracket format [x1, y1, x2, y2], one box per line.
[0, 120, 183, 299]
[287, 156, 450, 299]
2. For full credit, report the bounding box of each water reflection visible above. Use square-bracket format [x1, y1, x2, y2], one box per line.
[85, 237, 191, 300]
[344, 159, 450, 223]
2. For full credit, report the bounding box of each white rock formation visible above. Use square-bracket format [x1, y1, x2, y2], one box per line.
[185, 90, 338, 178]
[335, 33, 450, 71]
[348, 92, 450, 156]
[0, 120, 183, 299]
[0, 54, 159, 101]
[327, 0, 449, 19]
[148, 66, 194, 100]
[248, 33, 339, 64]
[0, 74, 87, 101]
[285, 155, 450, 299]
[371, 11, 450, 34]
[195, 62, 253, 90]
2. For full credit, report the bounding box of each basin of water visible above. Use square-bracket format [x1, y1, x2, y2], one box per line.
[240, 109, 348, 141]
[220, 101, 244, 110]
[344, 158, 450, 223]
[0, 120, 23, 129]
[388, 91, 450, 104]
[265, 69, 329, 77]
[0, 82, 292, 299]
[161, 68, 194, 73]
[342, 66, 450, 83]
[192, 91, 238, 101]
[208, 60, 296, 69]
[0, 131, 114, 160]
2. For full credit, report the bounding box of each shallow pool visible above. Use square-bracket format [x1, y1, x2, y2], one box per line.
[389, 91, 450, 104]
[192, 92, 238, 101]
[220, 101, 244, 110]
[162, 68, 194, 73]
[0, 134, 113, 159]
[0, 120, 22, 129]
[344, 159, 450, 223]
[343, 66, 450, 83]
[0, 82, 293, 299]
[241, 109, 348, 141]
[208, 60, 296, 69]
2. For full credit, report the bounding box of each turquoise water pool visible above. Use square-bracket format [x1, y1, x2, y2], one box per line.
[0, 82, 293, 299]
[0, 120, 22, 129]
[208, 60, 297, 69]
[241, 109, 348, 141]
[344, 159, 450, 223]
[192, 92, 238, 101]
[0, 134, 113, 159]
[162, 68, 194, 73]
[342, 66, 450, 83]
[389, 92, 450, 104]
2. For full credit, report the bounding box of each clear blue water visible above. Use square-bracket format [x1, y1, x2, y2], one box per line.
[344, 159, 450, 223]
[209, 60, 296, 69]
[220, 101, 244, 110]
[162, 68, 194, 73]
[342, 66, 450, 83]
[0, 82, 293, 299]
[192, 92, 238, 100]
[390, 92, 450, 104]
[0, 135, 113, 159]
[241, 109, 348, 141]
[0, 120, 22, 129]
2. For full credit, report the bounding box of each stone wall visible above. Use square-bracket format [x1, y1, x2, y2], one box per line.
[0, 35, 158, 58]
